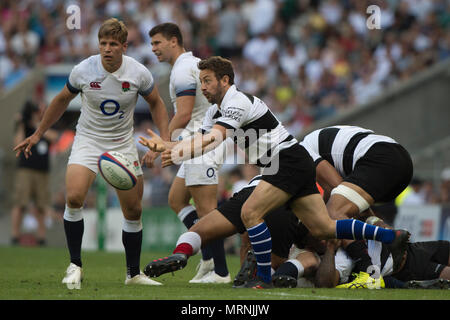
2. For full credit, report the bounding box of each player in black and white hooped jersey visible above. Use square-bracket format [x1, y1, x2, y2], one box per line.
[299, 125, 413, 222]
[299, 125, 413, 287]
[139, 57, 410, 288]
[14, 18, 170, 289]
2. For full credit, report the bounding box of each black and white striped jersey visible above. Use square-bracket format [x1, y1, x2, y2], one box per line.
[299, 125, 397, 177]
[201, 85, 297, 166]
[335, 240, 394, 283]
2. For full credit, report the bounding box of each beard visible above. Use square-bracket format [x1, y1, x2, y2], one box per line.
[204, 85, 223, 105]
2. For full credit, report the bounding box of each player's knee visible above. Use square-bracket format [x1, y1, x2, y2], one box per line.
[240, 203, 262, 227]
[66, 192, 85, 209]
[168, 193, 185, 213]
[123, 204, 142, 221]
[307, 226, 330, 240]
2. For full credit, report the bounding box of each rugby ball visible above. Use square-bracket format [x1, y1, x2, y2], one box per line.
[98, 151, 137, 190]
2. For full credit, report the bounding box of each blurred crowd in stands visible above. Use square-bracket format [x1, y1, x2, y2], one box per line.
[2, 0, 450, 216]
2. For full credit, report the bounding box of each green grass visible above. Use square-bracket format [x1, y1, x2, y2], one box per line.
[1, 246, 449, 300]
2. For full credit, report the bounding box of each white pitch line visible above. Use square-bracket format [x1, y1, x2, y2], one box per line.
[258, 291, 363, 300]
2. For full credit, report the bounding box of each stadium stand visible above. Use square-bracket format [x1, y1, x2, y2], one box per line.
[1, 0, 449, 247]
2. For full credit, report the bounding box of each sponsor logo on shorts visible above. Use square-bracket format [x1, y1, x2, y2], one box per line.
[206, 168, 215, 178]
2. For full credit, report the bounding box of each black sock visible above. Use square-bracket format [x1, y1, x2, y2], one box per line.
[273, 261, 299, 279]
[345, 241, 373, 274]
[63, 219, 84, 268]
[209, 238, 228, 277]
[181, 209, 198, 229]
[180, 208, 213, 261]
[122, 230, 142, 278]
[384, 276, 406, 288]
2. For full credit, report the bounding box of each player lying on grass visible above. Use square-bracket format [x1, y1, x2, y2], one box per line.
[139, 56, 410, 288]
[310, 238, 450, 289]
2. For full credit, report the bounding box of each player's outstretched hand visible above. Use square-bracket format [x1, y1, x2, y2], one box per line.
[161, 150, 175, 168]
[139, 128, 166, 152]
[13, 133, 41, 159]
[141, 150, 160, 168]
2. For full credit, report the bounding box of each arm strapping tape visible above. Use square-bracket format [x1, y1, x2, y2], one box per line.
[330, 184, 370, 213]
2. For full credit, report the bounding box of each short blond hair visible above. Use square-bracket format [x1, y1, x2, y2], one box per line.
[98, 18, 128, 44]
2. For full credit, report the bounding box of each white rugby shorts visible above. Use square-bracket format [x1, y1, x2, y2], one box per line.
[68, 134, 143, 176]
[176, 139, 233, 186]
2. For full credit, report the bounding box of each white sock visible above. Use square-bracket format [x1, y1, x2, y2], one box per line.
[176, 231, 202, 255]
[177, 205, 196, 221]
[123, 218, 142, 233]
[288, 259, 305, 278]
[63, 206, 83, 222]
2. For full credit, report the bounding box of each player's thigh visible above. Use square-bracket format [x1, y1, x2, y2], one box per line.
[290, 193, 335, 240]
[65, 164, 97, 207]
[188, 184, 218, 217]
[240, 180, 291, 226]
[190, 209, 237, 245]
[168, 176, 191, 212]
[115, 175, 144, 220]
[326, 181, 374, 220]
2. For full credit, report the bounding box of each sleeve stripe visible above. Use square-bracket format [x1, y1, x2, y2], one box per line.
[314, 158, 324, 166]
[66, 80, 81, 94]
[215, 121, 236, 130]
[139, 83, 154, 97]
[176, 89, 196, 97]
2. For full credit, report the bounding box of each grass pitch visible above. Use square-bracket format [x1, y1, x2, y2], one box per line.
[1, 246, 449, 301]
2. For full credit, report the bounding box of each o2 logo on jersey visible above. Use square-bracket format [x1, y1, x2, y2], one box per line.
[100, 99, 124, 119]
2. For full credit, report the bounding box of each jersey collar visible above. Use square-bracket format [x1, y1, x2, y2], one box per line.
[173, 51, 193, 68]
[219, 84, 237, 110]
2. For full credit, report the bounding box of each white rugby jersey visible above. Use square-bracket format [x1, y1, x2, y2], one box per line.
[67, 54, 154, 140]
[201, 85, 297, 166]
[300, 125, 397, 177]
[170, 52, 210, 139]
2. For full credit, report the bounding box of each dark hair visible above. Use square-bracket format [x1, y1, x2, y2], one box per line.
[198, 56, 235, 85]
[149, 23, 183, 46]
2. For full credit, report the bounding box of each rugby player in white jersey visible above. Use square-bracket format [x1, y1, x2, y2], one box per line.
[14, 18, 170, 289]
[148, 23, 231, 283]
[139, 56, 410, 288]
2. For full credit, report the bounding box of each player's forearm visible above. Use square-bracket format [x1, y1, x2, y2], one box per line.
[168, 112, 191, 141]
[173, 130, 221, 162]
[316, 160, 343, 201]
[149, 101, 170, 141]
[314, 249, 339, 288]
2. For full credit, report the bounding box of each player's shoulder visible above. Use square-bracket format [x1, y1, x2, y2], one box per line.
[123, 55, 151, 73]
[202, 104, 216, 117]
[72, 54, 101, 73]
[222, 86, 253, 110]
[172, 52, 200, 74]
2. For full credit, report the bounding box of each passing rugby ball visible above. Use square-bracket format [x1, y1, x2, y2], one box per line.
[98, 151, 137, 190]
